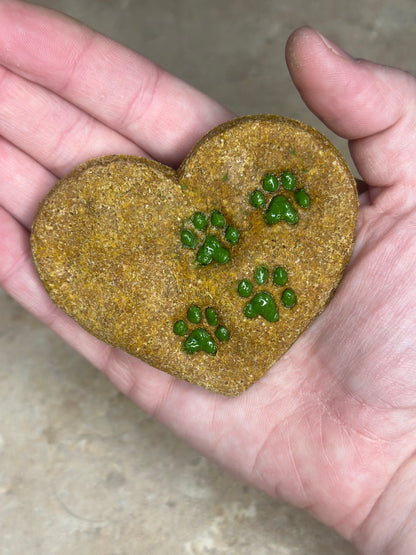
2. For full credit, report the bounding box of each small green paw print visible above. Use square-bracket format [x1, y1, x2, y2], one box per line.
[237, 265, 297, 322]
[249, 171, 310, 226]
[180, 209, 240, 266]
[173, 305, 230, 355]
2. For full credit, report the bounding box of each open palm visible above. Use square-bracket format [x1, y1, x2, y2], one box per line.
[1, 3, 416, 552]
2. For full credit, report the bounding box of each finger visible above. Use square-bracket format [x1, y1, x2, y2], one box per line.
[285, 26, 412, 140]
[0, 65, 146, 177]
[0, 1, 232, 166]
[286, 27, 416, 189]
[0, 137, 56, 229]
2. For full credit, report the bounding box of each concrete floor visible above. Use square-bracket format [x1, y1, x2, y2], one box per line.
[1, 0, 415, 553]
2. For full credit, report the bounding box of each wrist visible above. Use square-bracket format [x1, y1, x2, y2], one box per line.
[352, 453, 416, 554]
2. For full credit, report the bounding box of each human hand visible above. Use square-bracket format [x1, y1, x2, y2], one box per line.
[1, 2, 416, 553]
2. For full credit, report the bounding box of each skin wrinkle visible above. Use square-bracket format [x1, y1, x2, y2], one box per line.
[209, 424, 236, 473]
[350, 113, 416, 193]
[339, 413, 416, 544]
[0, 136, 57, 228]
[208, 391, 221, 435]
[0, 218, 29, 288]
[250, 387, 319, 504]
[48, 110, 95, 177]
[348, 209, 397, 267]
[57, 30, 97, 98]
[146, 370, 179, 422]
[245, 370, 316, 486]
[249, 419, 280, 485]
[285, 418, 309, 504]
[318, 401, 342, 485]
[329, 436, 365, 532]
[311, 405, 393, 537]
[0, 64, 14, 102]
[99, 345, 140, 398]
[387, 495, 416, 553]
[115, 62, 162, 146]
[352, 451, 416, 552]
[251, 414, 304, 503]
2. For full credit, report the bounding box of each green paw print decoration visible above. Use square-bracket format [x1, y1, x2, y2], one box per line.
[238, 264, 297, 323]
[176, 171, 305, 354]
[173, 305, 230, 355]
[180, 209, 240, 265]
[250, 171, 310, 225]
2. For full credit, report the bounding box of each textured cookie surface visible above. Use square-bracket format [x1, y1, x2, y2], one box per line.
[31, 115, 358, 396]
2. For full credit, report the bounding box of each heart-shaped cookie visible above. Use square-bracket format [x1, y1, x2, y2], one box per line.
[31, 115, 358, 396]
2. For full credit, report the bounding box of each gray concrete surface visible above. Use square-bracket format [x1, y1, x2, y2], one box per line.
[1, 0, 415, 553]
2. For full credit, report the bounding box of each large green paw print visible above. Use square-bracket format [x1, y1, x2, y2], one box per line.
[250, 171, 310, 226]
[237, 265, 297, 322]
[173, 305, 230, 355]
[180, 210, 240, 266]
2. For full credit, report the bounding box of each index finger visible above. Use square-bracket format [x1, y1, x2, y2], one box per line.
[0, 0, 232, 166]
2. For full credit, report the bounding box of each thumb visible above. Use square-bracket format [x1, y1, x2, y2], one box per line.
[285, 27, 416, 189]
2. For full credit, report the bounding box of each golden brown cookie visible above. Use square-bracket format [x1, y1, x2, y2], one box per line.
[31, 115, 358, 396]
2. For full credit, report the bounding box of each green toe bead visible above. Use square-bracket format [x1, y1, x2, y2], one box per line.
[273, 266, 288, 286]
[192, 211, 208, 230]
[225, 225, 240, 245]
[281, 288, 297, 308]
[196, 250, 211, 265]
[254, 265, 268, 285]
[205, 307, 218, 326]
[238, 279, 253, 298]
[250, 189, 266, 208]
[181, 229, 196, 248]
[215, 325, 230, 342]
[211, 210, 226, 228]
[294, 188, 310, 208]
[187, 305, 202, 324]
[281, 171, 297, 191]
[173, 320, 188, 336]
[262, 172, 279, 193]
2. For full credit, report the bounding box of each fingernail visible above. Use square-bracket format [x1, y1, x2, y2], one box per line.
[316, 31, 352, 59]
